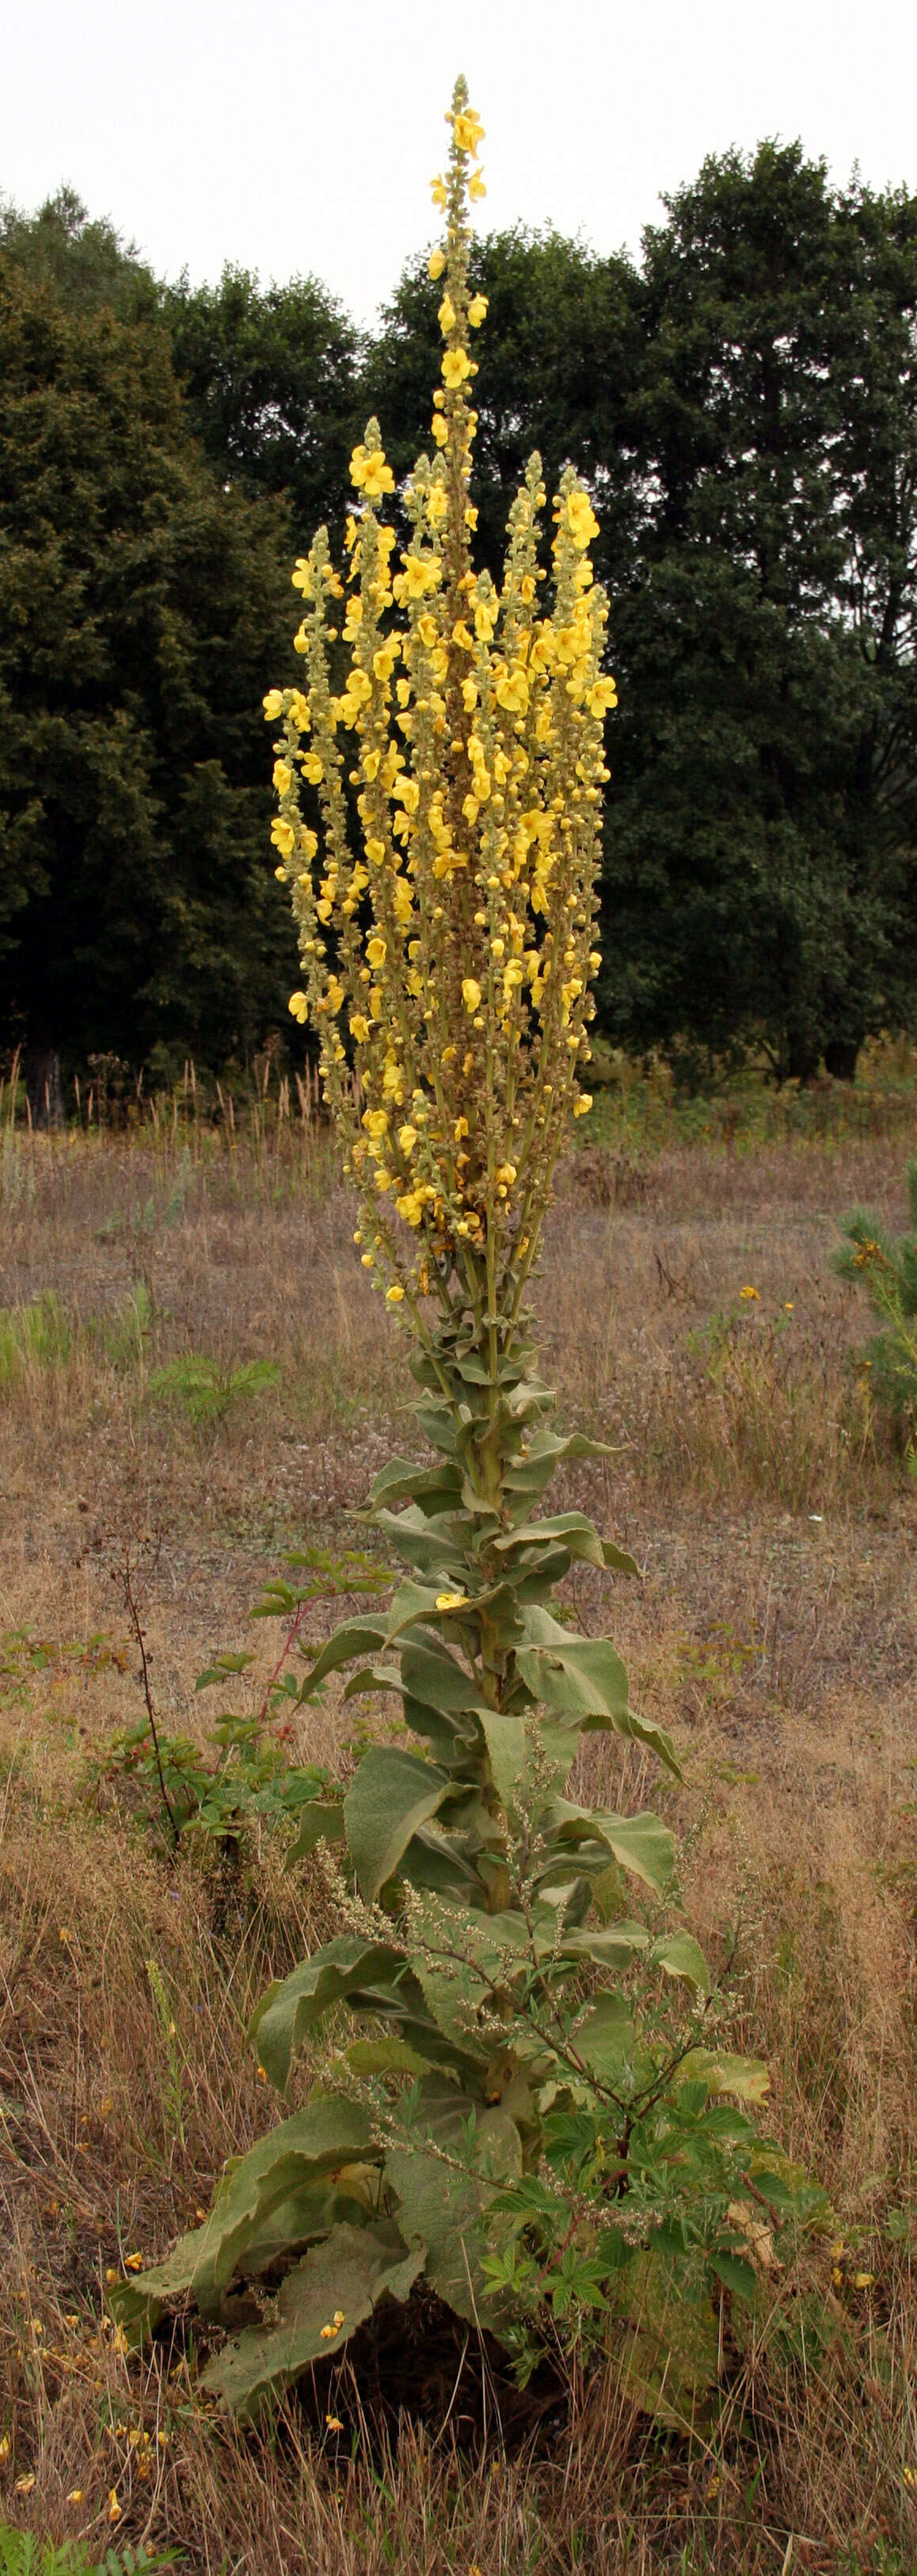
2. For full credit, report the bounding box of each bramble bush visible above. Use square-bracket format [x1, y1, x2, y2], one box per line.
[116, 79, 828, 2430]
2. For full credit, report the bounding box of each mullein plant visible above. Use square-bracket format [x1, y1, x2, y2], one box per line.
[116, 85, 828, 2425]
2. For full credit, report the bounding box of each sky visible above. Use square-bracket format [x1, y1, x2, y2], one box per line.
[4, 0, 917, 326]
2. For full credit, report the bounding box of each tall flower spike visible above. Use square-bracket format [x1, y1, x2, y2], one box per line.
[267, 74, 615, 1346]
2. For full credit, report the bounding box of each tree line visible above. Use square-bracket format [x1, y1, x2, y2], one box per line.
[2, 151, 916, 1096]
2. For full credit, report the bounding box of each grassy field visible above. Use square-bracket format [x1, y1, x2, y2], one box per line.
[1, 1087, 915, 2574]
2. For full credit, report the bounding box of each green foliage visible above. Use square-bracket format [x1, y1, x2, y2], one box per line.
[0, 1294, 70, 1389]
[165, 266, 360, 544]
[91, 1545, 388, 1856]
[145, 1353, 279, 1427]
[0, 2534, 178, 2576]
[94, 1701, 325, 1859]
[835, 1160, 917, 1444]
[116, 1322, 828, 2423]
[4, 162, 917, 1080]
[0, 256, 299, 1075]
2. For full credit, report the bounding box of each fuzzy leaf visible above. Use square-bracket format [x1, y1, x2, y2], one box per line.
[344, 1744, 453, 1899]
[384, 2105, 520, 2323]
[285, 1798, 345, 1865]
[516, 1612, 630, 1719]
[343, 2035, 433, 2078]
[493, 1511, 607, 1569]
[249, 1938, 405, 2092]
[675, 2049, 771, 2105]
[305, 1618, 390, 1690]
[111, 2097, 377, 2333]
[539, 1801, 675, 1892]
[649, 1932, 710, 1993]
[202, 2220, 425, 2418]
[367, 1456, 462, 1513]
[475, 1703, 527, 1810]
[573, 1991, 637, 2084]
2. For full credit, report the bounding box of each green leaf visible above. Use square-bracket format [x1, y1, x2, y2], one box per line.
[614, 2249, 721, 2432]
[648, 1932, 710, 1994]
[285, 1799, 345, 1865]
[573, 1991, 637, 2085]
[475, 1703, 527, 1811]
[516, 1611, 630, 1719]
[375, 1505, 470, 1580]
[367, 1455, 462, 1513]
[493, 1512, 637, 1575]
[202, 2220, 425, 2418]
[710, 2251, 758, 2300]
[305, 1618, 390, 1690]
[110, 2097, 377, 2332]
[675, 2049, 771, 2105]
[249, 1938, 405, 2093]
[344, 1745, 453, 1900]
[384, 2104, 521, 2325]
[539, 1801, 675, 1893]
[343, 2035, 433, 2078]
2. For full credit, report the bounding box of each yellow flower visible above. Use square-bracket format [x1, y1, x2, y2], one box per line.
[431, 415, 448, 446]
[271, 817, 295, 856]
[430, 173, 447, 209]
[398, 1124, 418, 1154]
[386, 1284, 405, 1304]
[272, 760, 292, 794]
[66, 2489, 83, 2503]
[428, 248, 446, 280]
[350, 443, 395, 497]
[349, 1013, 370, 1043]
[442, 348, 471, 389]
[467, 295, 488, 327]
[438, 293, 457, 335]
[326, 2415, 345, 2433]
[400, 554, 440, 600]
[436, 1591, 467, 1611]
[462, 979, 481, 1013]
[108, 2491, 122, 2524]
[452, 109, 485, 155]
[14, 2475, 36, 2495]
[573, 1095, 593, 1118]
[263, 688, 283, 720]
[367, 936, 387, 969]
[468, 171, 487, 201]
[566, 490, 600, 551]
[288, 992, 308, 1024]
[496, 666, 529, 715]
[586, 677, 618, 718]
[739, 1285, 760, 1301]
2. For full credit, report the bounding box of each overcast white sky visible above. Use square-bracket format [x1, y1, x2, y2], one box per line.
[4, 0, 917, 325]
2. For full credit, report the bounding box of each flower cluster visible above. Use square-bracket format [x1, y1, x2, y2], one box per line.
[265, 76, 616, 1327]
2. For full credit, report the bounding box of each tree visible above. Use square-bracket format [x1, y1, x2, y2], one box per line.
[601, 146, 917, 1079]
[166, 266, 361, 549]
[0, 263, 302, 1087]
[361, 225, 641, 590]
[0, 183, 158, 319]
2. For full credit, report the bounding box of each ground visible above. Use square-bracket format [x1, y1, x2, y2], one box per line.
[0, 1086, 915, 2573]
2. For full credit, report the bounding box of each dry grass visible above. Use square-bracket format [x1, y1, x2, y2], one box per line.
[2, 1115, 916, 2573]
